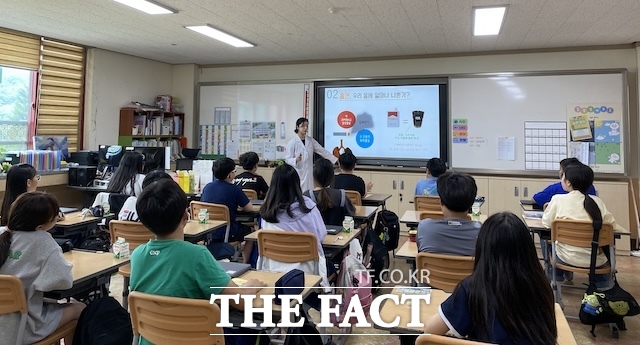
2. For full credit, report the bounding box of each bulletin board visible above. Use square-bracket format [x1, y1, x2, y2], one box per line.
[198, 83, 312, 160]
[449, 70, 628, 175]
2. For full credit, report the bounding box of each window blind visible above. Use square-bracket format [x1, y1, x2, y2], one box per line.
[37, 38, 85, 152]
[0, 29, 40, 70]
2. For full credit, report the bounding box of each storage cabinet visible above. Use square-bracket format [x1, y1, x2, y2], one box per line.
[593, 181, 631, 254]
[487, 178, 551, 215]
[118, 108, 185, 147]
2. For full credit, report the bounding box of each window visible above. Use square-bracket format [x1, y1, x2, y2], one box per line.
[0, 65, 36, 151]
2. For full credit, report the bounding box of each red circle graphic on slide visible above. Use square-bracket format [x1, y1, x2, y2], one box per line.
[337, 111, 356, 129]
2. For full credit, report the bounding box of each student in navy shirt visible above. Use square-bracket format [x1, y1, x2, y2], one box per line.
[201, 158, 254, 263]
[533, 157, 596, 208]
[424, 212, 557, 345]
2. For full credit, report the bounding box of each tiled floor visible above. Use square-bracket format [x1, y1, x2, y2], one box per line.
[109, 236, 640, 344]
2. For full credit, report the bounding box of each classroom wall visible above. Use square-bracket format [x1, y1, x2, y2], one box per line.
[83, 48, 173, 150]
[170, 64, 199, 148]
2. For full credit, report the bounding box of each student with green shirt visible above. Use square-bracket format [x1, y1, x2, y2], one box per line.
[130, 179, 265, 345]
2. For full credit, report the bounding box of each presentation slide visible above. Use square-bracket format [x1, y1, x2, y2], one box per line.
[322, 85, 441, 160]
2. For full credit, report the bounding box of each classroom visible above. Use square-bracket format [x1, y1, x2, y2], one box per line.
[1, 1, 640, 344]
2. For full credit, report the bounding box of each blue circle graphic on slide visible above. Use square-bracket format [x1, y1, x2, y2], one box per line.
[356, 129, 374, 148]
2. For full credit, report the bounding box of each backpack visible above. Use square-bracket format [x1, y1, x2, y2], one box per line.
[374, 210, 400, 251]
[330, 253, 373, 326]
[363, 229, 390, 290]
[80, 235, 110, 252]
[73, 296, 133, 345]
[284, 308, 324, 345]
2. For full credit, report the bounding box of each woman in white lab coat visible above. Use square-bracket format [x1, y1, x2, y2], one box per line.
[285, 117, 337, 193]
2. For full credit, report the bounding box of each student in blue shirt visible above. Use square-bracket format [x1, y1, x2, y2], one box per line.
[415, 157, 447, 196]
[201, 158, 254, 263]
[532, 157, 596, 208]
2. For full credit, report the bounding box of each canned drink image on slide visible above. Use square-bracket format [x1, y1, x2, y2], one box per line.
[412, 110, 424, 128]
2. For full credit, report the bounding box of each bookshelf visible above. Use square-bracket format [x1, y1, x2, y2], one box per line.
[118, 108, 185, 147]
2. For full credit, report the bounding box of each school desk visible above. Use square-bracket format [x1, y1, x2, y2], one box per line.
[522, 216, 629, 241]
[374, 287, 578, 345]
[354, 205, 378, 223]
[182, 219, 227, 243]
[51, 211, 114, 241]
[396, 240, 418, 263]
[244, 228, 362, 251]
[362, 193, 392, 209]
[399, 211, 487, 228]
[45, 250, 129, 300]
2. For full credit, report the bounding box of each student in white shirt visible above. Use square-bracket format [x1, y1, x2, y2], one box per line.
[118, 171, 174, 222]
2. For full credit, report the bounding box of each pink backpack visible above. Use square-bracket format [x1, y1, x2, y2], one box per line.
[330, 254, 373, 325]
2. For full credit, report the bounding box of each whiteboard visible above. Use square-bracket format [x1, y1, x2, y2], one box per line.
[199, 83, 311, 160]
[449, 71, 627, 175]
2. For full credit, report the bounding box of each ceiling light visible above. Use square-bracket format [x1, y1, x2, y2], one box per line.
[473, 6, 507, 36]
[185, 25, 255, 48]
[112, 0, 176, 14]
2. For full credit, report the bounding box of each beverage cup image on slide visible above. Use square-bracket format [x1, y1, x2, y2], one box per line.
[412, 110, 424, 128]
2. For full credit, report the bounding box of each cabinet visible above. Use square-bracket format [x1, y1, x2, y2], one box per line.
[593, 181, 631, 254]
[118, 108, 185, 147]
[369, 171, 423, 232]
[487, 178, 551, 215]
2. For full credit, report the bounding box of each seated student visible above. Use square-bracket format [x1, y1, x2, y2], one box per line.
[201, 158, 254, 262]
[533, 157, 596, 208]
[259, 164, 331, 288]
[542, 163, 627, 288]
[106, 151, 145, 197]
[424, 212, 557, 345]
[233, 151, 269, 200]
[130, 179, 265, 345]
[0, 192, 85, 344]
[118, 171, 173, 222]
[416, 172, 481, 256]
[1, 163, 39, 232]
[333, 148, 373, 196]
[303, 158, 355, 226]
[415, 157, 447, 196]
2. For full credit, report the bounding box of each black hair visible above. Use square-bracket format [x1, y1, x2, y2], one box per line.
[563, 164, 602, 226]
[312, 158, 335, 211]
[559, 157, 581, 170]
[426, 158, 447, 177]
[213, 158, 236, 180]
[260, 164, 311, 223]
[239, 151, 260, 171]
[338, 148, 357, 171]
[136, 179, 188, 236]
[107, 151, 144, 196]
[1, 164, 37, 226]
[437, 172, 477, 212]
[294, 117, 308, 133]
[0, 192, 60, 267]
[463, 212, 557, 344]
[142, 170, 173, 189]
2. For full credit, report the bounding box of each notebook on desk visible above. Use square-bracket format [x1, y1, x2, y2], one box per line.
[59, 207, 78, 214]
[327, 225, 342, 235]
[217, 261, 251, 278]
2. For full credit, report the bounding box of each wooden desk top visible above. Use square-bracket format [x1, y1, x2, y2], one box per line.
[354, 206, 378, 220]
[236, 270, 321, 311]
[183, 220, 227, 237]
[376, 287, 577, 344]
[396, 240, 418, 260]
[363, 193, 392, 203]
[245, 229, 361, 250]
[399, 211, 487, 225]
[56, 211, 105, 227]
[63, 250, 129, 284]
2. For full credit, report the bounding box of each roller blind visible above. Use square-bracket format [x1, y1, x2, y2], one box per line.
[0, 29, 40, 70]
[37, 38, 85, 152]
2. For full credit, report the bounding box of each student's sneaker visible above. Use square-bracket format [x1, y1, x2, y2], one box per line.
[564, 271, 574, 282]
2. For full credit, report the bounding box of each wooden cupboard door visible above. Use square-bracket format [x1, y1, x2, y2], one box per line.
[397, 173, 424, 233]
[487, 178, 522, 215]
[370, 172, 399, 213]
[259, 167, 274, 187]
[471, 176, 490, 216]
[520, 179, 554, 201]
[593, 181, 631, 254]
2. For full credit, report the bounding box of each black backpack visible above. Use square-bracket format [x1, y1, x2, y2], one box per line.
[80, 235, 111, 252]
[374, 210, 400, 251]
[73, 296, 133, 345]
[363, 229, 390, 291]
[284, 309, 324, 345]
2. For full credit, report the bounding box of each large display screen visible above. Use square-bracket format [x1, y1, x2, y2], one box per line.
[314, 80, 448, 167]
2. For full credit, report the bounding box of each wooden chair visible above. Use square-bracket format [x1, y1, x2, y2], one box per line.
[416, 334, 493, 345]
[344, 190, 362, 206]
[414, 195, 442, 212]
[419, 211, 473, 221]
[109, 220, 155, 309]
[129, 291, 224, 345]
[415, 252, 474, 292]
[242, 189, 258, 200]
[190, 201, 231, 242]
[0, 275, 77, 345]
[550, 219, 614, 307]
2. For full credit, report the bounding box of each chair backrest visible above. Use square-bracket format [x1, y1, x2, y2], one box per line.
[257, 230, 318, 263]
[551, 219, 614, 248]
[416, 334, 493, 345]
[415, 195, 442, 212]
[242, 189, 258, 200]
[0, 275, 29, 345]
[416, 252, 475, 292]
[190, 201, 231, 242]
[419, 210, 445, 220]
[344, 190, 362, 206]
[108, 193, 130, 215]
[129, 291, 224, 345]
[109, 220, 155, 250]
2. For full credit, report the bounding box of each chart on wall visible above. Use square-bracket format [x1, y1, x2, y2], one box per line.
[199, 83, 310, 161]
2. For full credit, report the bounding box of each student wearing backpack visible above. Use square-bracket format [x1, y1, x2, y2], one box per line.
[416, 172, 481, 256]
[0, 192, 85, 344]
[130, 179, 266, 345]
[304, 158, 355, 226]
[424, 212, 557, 345]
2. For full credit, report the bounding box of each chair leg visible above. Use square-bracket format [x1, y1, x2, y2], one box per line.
[123, 276, 130, 310]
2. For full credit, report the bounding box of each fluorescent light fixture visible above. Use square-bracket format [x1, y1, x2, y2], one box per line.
[185, 25, 254, 48]
[473, 6, 507, 36]
[112, 0, 176, 15]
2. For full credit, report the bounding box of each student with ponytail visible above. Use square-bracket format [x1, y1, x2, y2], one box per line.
[542, 163, 628, 287]
[303, 158, 355, 226]
[0, 192, 85, 344]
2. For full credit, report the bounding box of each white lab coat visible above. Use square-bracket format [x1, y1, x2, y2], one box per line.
[285, 135, 337, 193]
